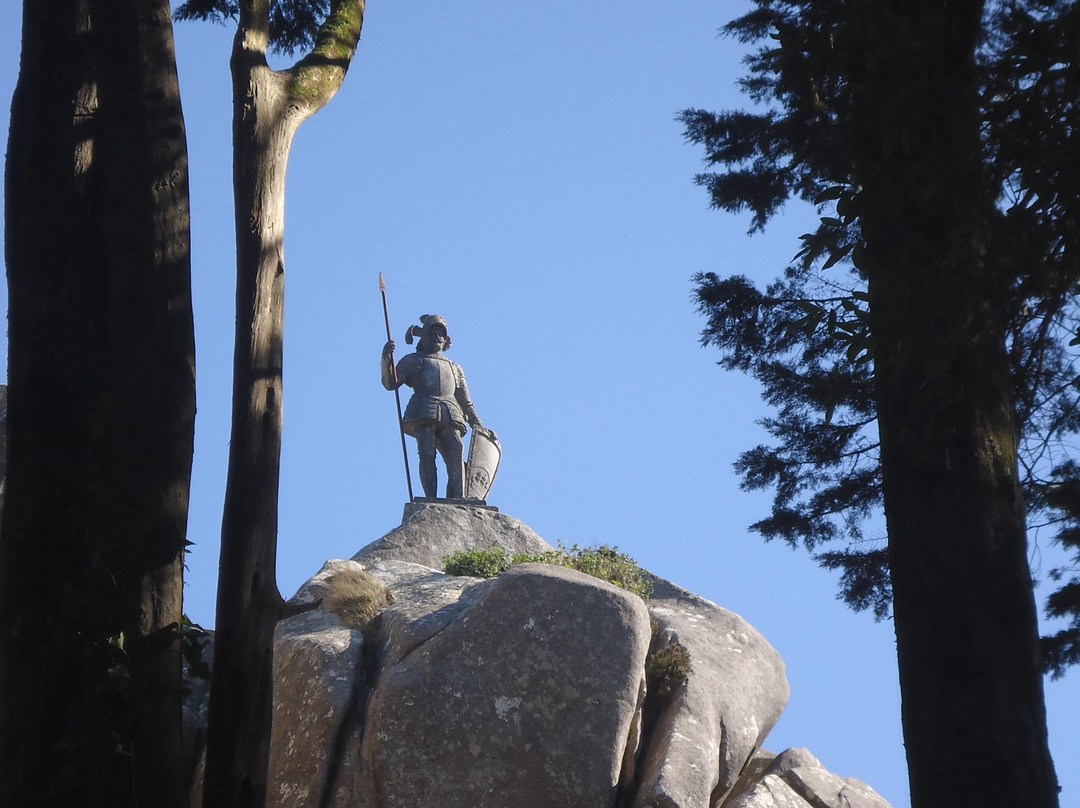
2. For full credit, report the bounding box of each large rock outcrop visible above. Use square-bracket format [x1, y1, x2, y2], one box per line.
[269, 588, 367, 806]
[725, 749, 893, 808]
[364, 562, 651, 807]
[352, 500, 551, 569]
[186, 502, 891, 808]
[635, 577, 789, 808]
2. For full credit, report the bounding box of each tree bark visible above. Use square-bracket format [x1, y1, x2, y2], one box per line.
[201, 3, 364, 806]
[0, 1, 195, 807]
[858, 2, 1059, 806]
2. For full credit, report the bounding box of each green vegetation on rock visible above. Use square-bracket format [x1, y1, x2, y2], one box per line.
[645, 642, 691, 703]
[443, 542, 653, 600]
[443, 545, 514, 579]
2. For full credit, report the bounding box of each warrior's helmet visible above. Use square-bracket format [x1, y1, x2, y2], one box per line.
[405, 314, 451, 350]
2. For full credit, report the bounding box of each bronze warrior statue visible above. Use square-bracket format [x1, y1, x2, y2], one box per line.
[381, 314, 485, 499]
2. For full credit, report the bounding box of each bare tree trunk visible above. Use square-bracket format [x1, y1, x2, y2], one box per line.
[202, 3, 364, 806]
[858, 2, 1059, 805]
[0, 1, 195, 806]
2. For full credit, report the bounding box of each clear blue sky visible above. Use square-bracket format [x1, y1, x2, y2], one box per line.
[2, 4, 1077, 807]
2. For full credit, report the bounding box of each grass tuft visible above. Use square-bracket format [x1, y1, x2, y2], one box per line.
[443, 542, 653, 600]
[320, 567, 392, 633]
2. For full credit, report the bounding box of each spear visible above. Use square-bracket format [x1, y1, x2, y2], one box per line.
[379, 273, 414, 502]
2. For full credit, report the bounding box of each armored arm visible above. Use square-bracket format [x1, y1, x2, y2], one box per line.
[381, 341, 402, 391]
[454, 364, 483, 429]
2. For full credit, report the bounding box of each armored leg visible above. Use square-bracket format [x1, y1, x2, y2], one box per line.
[415, 427, 438, 498]
[436, 428, 465, 498]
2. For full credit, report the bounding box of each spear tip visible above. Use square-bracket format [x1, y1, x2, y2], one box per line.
[379, 272, 386, 292]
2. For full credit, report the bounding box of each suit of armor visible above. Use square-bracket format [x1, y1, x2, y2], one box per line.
[390, 352, 479, 438]
[381, 315, 482, 498]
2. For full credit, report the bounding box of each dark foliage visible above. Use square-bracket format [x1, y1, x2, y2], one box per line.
[174, 0, 330, 54]
[683, 0, 1080, 668]
[644, 642, 691, 703]
[1039, 468, 1080, 677]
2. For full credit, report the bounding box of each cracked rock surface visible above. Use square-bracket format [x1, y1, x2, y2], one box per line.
[184, 504, 892, 808]
[269, 607, 366, 808]
[634, 577, 790, 808]
[724, 748, 893, 808]
[364, 562, 651, 808]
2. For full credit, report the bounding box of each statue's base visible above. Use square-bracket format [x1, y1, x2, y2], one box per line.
[403, 497, 498, 523]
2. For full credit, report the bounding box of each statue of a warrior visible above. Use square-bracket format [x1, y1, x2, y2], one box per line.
[381, 314, 494, 499]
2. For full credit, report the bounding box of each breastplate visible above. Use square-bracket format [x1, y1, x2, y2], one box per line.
[414, 355, 456, 398]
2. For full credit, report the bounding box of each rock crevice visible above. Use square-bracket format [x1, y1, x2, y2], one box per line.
[185, 503, 892, 808]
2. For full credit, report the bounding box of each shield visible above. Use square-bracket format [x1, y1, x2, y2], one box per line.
[465, 426, 501, 500]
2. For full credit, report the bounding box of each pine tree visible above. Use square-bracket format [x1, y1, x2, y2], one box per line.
[1, 1, 195, 805]
[682, 1, 1076, 804]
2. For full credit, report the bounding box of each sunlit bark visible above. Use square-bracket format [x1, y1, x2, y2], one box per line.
[201, 2, 365, 806]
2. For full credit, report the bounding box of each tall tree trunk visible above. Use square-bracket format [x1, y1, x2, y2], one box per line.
[201, 3, 364, 806]
[0, 1, 195, 807]
[859, 2, 1059, 806]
